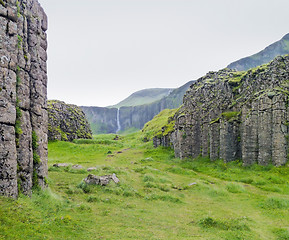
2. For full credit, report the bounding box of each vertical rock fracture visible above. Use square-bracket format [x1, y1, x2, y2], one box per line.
[0, 0, 48, 198]
[155, 56, 289, 167]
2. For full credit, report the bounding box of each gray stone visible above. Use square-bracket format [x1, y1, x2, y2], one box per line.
[87, 167, 98, 172]
[72, 164, 83, 170]
[8, 21, 17, 36]
[188, 182, 197, 186]
[0, 0, 48, 198]
[111, 173, 120, 184]
[84, 174, 120, 186]
[53, 163, 70, 168]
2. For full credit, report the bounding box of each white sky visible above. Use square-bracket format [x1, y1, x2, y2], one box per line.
[38, 0, 289, 107]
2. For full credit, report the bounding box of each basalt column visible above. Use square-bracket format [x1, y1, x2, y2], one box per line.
[0, 0, 48, 198]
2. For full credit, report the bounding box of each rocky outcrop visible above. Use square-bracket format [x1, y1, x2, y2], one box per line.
[228, 33, 289, 71]
[82, 81, 193, 134]
[0, 0, 48, 197]
[157, 55, 289, 166]
[48, 100, 92, 141]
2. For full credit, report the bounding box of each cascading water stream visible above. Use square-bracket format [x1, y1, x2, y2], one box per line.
[116, 108, 121, 133]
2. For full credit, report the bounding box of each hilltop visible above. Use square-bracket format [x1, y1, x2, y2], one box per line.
[228, 33, 289, 71]
[109, 88, 173, 108]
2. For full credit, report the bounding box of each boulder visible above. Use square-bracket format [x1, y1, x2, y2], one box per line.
[53, 163, 70, 168]
[71, 164, 83, 170]
[84, 173, 120, 186]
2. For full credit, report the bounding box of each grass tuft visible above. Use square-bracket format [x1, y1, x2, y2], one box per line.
[226, 183, 246, 193]
[260, 197, 289, 210]
[144, 193, 182, 203]
[199, 216, 250, 231]
[273, 228, 289, 240]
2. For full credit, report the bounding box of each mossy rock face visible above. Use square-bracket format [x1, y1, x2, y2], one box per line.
[48, 100, 92, 141]
[158, 55, 289, 166]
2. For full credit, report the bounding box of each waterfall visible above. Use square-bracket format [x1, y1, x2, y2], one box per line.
[116, 108, 121, 133]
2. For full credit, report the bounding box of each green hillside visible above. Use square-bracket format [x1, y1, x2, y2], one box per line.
[228, 33, 289, 71]
[142, 108, 177, 140]
[109, 88, 173, 108]
[1, 126, 289, 239]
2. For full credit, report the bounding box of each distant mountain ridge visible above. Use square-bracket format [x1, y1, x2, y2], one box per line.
[109, 88, 173, 108]
[83, 33, 289, 135]
[228, 33, 289, 71]
[82, 81, 193, 134]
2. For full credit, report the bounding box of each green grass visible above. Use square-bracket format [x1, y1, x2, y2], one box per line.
[1, 132, 289, 239]
[142, 108, 177, 140]
[117, 127, 140, 135]
[221, 111, 240, 121]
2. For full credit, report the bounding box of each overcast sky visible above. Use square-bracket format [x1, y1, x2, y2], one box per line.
[38, 0, 289, 107]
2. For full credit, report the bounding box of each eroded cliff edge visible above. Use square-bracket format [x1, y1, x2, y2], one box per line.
[156, 55, 289, 166]
[0, 0, 48, 197]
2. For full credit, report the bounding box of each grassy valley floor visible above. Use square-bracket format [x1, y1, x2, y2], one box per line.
[1, 133, 289, 239]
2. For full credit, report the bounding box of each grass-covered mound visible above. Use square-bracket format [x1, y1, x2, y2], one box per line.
[142, 108, 177, 140]
[1, 132, 289, 239]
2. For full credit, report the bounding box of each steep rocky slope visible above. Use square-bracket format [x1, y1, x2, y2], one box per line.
[0, 0, 48, 197]
[156, 55, 289, 166]
[228, 33, 289, 71]
[82, 81, 193, 134]
[48, 100, 92, 141]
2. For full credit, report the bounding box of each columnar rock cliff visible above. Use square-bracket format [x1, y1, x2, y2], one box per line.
[48, 100, 92, 141]
[157, 55, 289, 166]
[0, 0, 48, 197]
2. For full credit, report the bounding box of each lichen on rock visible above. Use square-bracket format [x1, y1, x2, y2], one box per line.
[48, 100, 92, 142]
[155, 55, 289, 167]
[0, 0, 48, 198]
